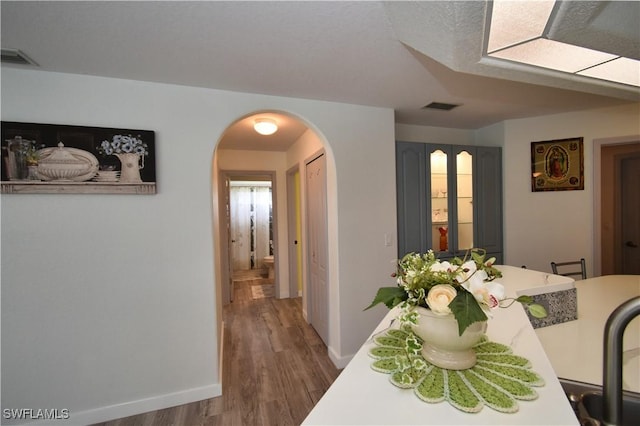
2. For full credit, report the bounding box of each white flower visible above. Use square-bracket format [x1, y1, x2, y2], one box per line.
[455, 260, 478, 283]
[98, 134, 148, 157]
[429, 261, 453, 273]
[426, 284, 457, 315]
[100, 140, 113, 155]
[484, 281, 505, 308]
[460, 270, 505, 309]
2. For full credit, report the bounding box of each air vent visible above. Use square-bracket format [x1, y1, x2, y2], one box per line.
[1, 49, 38, 66]
[422, 102, 460, 111]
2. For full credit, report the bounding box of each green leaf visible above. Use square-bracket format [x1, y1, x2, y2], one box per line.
[364, 286, 407, 310]
[471, 249, 486, 265]
[515, 295, 534, 304]
[527, 303, 548, 318]
[449, 290, 488, 335]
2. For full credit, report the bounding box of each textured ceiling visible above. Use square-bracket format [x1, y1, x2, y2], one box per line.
[1, 1, 638, 151]
[548, 1, 640, 60]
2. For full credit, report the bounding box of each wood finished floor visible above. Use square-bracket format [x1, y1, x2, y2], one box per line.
[94, 273, 341, 426]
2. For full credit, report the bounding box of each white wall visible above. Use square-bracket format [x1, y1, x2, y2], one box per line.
[477, 103, 640, 274]
[1, 68, 397, 424]
[396, 123, 475, 145]
[2, 71, 223, 426]
[286, 128, 324, 168]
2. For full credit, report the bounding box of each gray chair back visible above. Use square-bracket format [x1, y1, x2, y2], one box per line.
[551, 258, 587, 280]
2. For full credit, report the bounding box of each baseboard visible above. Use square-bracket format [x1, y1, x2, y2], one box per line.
[328, 345, 354, 369]
[22, 384, 222, 426]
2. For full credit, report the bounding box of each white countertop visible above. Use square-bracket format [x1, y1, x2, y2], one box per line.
[534, 275, 640, 393]
[302, 266, 579, 425]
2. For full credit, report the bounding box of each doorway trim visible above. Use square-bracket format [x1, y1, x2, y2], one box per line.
[220, 170, 278, 303]
[592, 134, 640, 276]
[287, 164, 302, 299]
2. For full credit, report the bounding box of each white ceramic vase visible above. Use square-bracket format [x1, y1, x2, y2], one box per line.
[116, 153, 144, 183]
[411, 306, 487, 370]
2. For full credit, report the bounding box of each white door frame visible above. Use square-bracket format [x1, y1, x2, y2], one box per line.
[220, 170, 278, 300]
[287, 165, 302, 298]
[592, 135, 640, 276]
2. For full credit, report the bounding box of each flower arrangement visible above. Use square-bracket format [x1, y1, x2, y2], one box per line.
[366, 249, 547, 335]
[8, 137, 42, 162]
[25, 144, 41, 165]
[98, 134, 148, 156]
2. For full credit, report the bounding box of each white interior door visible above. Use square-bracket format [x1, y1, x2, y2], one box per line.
[306, 154, 329, 344]
[230, 188, 251, 271]
[229, 184, 273, 271]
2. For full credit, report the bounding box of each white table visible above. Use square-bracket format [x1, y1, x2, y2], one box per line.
[534, 275, 640, 393]
[302, 266, 579, 425]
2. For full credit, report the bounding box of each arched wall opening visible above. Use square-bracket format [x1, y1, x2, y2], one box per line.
[210, 109, 339, 367]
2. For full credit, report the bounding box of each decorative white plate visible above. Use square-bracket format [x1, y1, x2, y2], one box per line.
[37, 143, 99, 182]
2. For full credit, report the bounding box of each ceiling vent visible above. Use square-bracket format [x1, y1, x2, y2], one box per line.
[422, 102, 460, 111]
[1, 49, 38, 66]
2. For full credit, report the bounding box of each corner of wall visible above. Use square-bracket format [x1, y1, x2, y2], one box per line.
[327, 345, 354, 370]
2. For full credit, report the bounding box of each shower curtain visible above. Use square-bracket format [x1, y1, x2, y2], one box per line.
[230, 185, 272, 271]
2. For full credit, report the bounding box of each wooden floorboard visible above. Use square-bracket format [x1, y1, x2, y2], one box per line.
[92, 277, 341, 426]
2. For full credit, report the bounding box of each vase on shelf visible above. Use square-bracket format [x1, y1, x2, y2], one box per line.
[115, 153, 144, 183]
[438, 227, 448, 251]
[27, 164, 40, 180]
[411, 306, 487, 370]
[5, 136, 32, 180]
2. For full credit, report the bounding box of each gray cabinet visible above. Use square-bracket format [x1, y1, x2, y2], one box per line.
[396, 141, 503, 262]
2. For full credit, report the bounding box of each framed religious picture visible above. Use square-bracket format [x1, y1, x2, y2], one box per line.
[531, 137, 584, 192]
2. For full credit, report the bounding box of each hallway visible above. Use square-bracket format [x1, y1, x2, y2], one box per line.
[95, 276, 341, 425]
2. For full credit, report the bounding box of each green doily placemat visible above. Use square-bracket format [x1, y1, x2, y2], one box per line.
[368, 328, 545, 413]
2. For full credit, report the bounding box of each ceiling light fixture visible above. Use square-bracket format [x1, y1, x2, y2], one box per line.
[253, 118, 278, 135]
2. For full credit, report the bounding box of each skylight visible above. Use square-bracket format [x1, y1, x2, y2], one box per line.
[486, 0, 640, 88]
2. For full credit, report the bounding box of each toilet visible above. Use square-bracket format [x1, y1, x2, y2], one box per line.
[263, 255, 275, 280]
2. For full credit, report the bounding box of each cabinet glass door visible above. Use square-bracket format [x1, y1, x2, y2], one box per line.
[456, 150, 473, 250]
[430, 149, 449, 253]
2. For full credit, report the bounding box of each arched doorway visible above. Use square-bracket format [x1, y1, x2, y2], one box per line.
[212, 110, 332, 345]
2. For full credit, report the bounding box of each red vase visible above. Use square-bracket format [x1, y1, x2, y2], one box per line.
[438, 227, 448, 251]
